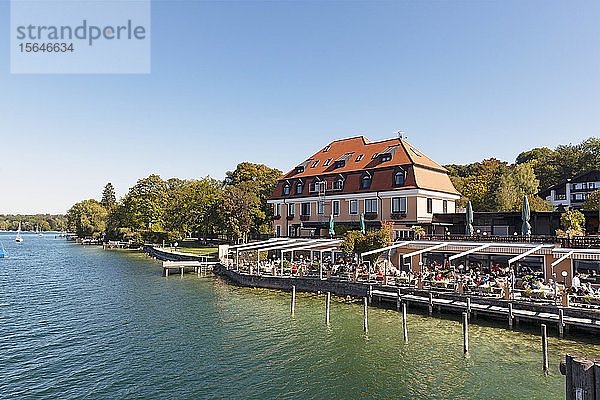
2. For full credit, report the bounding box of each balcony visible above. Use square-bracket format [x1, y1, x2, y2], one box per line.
[390, 212, 407, 220]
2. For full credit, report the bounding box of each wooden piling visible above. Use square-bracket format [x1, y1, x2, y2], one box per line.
[428, 292, 433, 316]
[368, 285, 373, 305]
[562, 354, 597, 400]
[291, 285, 296, 317]
[508, 303, 513, 329]
[396, 288, 401, 311]
[402, 302, 408, 343]
[363, 297, 368, 335]
[325, 292, 331, 326]
[462, 312, 469, 356]
[180, 267, 184, 277]
[165, 268, 169, 277]
[466, 297, 471, 319]
[559, 309, 564, 338]
[541, 324, 549, 376]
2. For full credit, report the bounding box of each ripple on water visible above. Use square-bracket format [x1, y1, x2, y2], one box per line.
[1, 237, 600, 399]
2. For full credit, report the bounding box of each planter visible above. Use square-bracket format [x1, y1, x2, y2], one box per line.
[300, 215, 310, 221]
[286, 216, 295, 221]
[390, 213, 407, 220]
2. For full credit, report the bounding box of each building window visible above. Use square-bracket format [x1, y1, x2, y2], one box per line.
[380, 154, 392, 162]
[349, 199, 358, 214]
[275, 225, 281, 237]
[288, 226, 295, 237]
[393, 170, 405, 186]
[360, 173, 372, 189]
[301, 202, 311, 216]
[311, 160, 319, 168]
[589, 182, 596, 189]
[275, 203, 281, 216]
[283, 182, 291, 195]
[365, 198, 378, 214]
[443, 200, 448, 214]
[392, 197, 407, 213]
[334, 160, 345, 168]
[317, 201, 325, 215]
[295, 166, 305, 173]
[333, 178, 344, 190]
[323, 145, 331, 152]
[356, 154, 364, 162]
[295, 181, 304, 194]
[427, 198, 433, 214]
[288, 203, 295, 216]
[371, 153, 379, 159]
[323, 158, 332, 166]
[333, 200, 340, 216]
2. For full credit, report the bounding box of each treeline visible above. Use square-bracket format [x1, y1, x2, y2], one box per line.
[445, 137, 600, 212]
[0, 214, 68, 232]
[67, 162, 282, 243]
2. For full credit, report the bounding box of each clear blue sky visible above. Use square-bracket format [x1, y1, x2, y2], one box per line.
[2, 0, 599, 214]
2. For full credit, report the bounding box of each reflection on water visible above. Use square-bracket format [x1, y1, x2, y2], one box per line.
[0, 234, 598, 399]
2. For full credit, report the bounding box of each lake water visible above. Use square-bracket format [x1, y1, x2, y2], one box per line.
[1, 234, 599, 399]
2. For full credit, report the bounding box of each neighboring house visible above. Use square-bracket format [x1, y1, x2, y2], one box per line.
[539, 170, 600, 210]
[267, 135, 460, 239]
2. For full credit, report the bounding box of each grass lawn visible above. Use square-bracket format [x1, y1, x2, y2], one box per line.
[177, 247, 218, 256]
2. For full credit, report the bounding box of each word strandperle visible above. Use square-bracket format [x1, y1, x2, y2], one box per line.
[15, 20, 147, 46]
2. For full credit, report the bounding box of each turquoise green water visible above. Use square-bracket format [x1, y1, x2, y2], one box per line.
[1, 235, 599, 399]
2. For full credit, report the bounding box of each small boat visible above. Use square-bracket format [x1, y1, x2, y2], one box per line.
[0, 242, 6, 258]
[15, 222, 23, 243]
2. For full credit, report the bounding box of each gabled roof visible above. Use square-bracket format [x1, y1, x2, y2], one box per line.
[539, 169, 600, 197]
[282, 136, 447, 179]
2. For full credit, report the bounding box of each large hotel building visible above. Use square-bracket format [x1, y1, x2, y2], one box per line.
[268, 136, 460, 239]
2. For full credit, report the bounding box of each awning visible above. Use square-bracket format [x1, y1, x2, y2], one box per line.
[402, 243, 449, 259]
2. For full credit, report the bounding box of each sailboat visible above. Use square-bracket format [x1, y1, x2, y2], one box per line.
[15, 222, 23, 243]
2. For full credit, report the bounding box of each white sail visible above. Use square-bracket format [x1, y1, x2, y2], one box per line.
[15, 222, 23, 243]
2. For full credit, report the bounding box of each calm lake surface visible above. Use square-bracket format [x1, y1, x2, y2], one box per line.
[1, 234, 600, 399]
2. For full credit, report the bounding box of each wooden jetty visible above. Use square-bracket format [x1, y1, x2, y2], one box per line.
[371, 288, 600, 332]
[162, 260, 218, 277]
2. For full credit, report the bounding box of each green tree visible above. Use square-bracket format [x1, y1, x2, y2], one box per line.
[219, 183, 261, 242]
[557, 209, 586, 237]
[165, 178, 222, 239]
[496, 163, 550, 211]
[101, 182, 117, 209]
[583, 190, 600, 211]
[67, 199, 108, 238]
[122, 174, 169, 231]
[224, 162, 282, 234]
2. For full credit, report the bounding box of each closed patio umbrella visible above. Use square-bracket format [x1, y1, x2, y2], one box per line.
[328, 214, 335, 237]
[360, 213, 366, 234]
[466, 201, 474, 236]
[522, 195, 532, 237]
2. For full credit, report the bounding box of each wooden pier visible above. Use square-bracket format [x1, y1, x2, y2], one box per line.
[162, 260, 218, 277]
[371, 288, 600, 333]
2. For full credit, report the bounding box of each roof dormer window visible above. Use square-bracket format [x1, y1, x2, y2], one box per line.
[282, 181, 291, 195]
[334, 160, 345, 168]
[323, 145, 331, 152]
[371, 153, 379, 159]
[360, 172, 372, 190]
[356, 154, 364, 162]
[323, 158, 332, 167]
[296, 166, 305, 173]
[380, 153, 392, 162]
[295, 180, 304, 194]
[393, 168, 405, 186]
[311, 160, 319, 168]
[333, 176, 344, 191]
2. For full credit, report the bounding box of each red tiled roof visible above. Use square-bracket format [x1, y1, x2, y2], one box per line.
[282, 136, 447, 179]
[270, 136, 460, 200]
